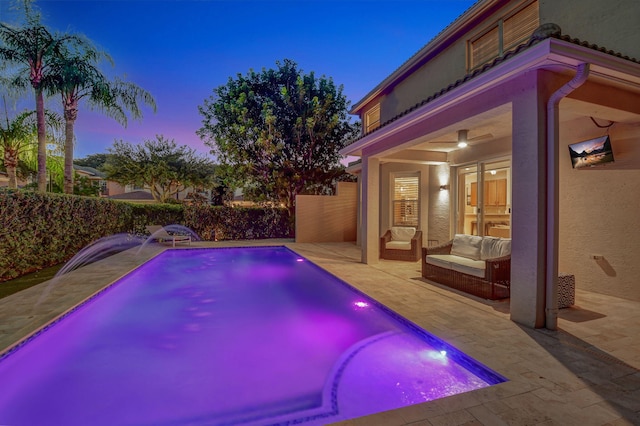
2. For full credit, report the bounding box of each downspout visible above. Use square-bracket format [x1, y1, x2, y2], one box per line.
[545, 62, 590, 330]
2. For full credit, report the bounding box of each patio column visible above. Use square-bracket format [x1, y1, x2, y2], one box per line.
[355, 173, 362, 247]
[361, 155, 380, 264]
[510, 70, 559, 328]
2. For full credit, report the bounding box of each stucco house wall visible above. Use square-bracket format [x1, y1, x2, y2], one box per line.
[359, 0, 640, 128]
[368, 0, 535, 122]
[427, 164, 452, 247]
[539, 0, 640, 60]
[381, 42, 468, 123]
[559, 117, 640, 301]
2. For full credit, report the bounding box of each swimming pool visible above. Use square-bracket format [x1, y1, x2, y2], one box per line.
[0, 246, 506, 425]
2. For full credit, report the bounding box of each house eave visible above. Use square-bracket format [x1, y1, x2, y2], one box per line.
[350, 0, 507, 115]
[341, 37, 640, 158]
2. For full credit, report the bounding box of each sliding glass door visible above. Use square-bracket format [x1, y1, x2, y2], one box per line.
[456, 159, 511, 237]
[457, 165, 479, 235]
[482, 159, 511, 238]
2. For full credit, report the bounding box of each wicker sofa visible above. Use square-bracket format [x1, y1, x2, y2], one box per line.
[380, 227, 423, 262]
[421, 234, 511, 299]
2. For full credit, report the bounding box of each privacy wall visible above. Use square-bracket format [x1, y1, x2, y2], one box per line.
[295, 182, 357, 243]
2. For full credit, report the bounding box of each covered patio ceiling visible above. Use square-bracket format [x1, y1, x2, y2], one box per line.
[373, 96, 640, 162]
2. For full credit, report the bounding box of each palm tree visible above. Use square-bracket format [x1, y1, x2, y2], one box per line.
[0, 102, 62, 188]
[1, 109, 36, 188]
[0, 0, 88, 192]
[46, 50, 157, 193]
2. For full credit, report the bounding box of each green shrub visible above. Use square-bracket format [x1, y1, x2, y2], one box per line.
[183, 205, 291, 241]
[0, 189, 292, 282]
[127, 203, 185, 236]
[0, 189, 132, 280]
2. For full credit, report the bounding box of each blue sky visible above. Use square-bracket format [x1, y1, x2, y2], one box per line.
[1, 0, 476, 159]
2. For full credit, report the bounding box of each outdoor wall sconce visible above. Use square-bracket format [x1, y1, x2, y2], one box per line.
[439, 184, 449, 191]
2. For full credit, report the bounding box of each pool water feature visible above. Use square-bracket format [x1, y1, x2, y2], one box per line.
[0, 247, 506, 425]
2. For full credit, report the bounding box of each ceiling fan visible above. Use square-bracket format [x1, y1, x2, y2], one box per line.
[429, 129, 493, 148]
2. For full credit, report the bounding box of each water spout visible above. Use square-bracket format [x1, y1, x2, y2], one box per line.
[55, 233, 145, 278]
[34, 233, 145, 310]
[137, 224, 200, 254]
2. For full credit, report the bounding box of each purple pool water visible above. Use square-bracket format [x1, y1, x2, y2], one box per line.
[0, 247, 505, 425]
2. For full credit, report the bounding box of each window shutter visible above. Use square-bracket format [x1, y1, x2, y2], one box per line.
[503, 1, 539, 51]
[470, 27, 500, 69]
[393, 176, 419, 227]
[365, 104, 381, 133]
[469, 1, 539, 70]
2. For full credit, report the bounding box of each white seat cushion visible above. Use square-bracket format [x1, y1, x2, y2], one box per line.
[426, 254, 485, 278]
[390, 227, 416, 242]
[386, 241, 412, 250]
[451, 259, 486, 278]
[480, 237, 512, 260]
[425, 254, 454, 269]
[451, 234, 482, 260]
[449, 256, 486, 278]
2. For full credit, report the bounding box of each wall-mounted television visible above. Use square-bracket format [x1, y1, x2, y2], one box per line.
[568, 135, 615, 169]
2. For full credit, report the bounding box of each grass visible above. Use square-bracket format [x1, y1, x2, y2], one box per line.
[0, 241, 142, 300]
[0, 264, 64, 300]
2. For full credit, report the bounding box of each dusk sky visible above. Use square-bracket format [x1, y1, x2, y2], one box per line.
[1, 0, 476, 160]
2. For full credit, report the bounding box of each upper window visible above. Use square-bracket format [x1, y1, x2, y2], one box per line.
[469, 1, 539, 70]
[364, 104, 381, 134]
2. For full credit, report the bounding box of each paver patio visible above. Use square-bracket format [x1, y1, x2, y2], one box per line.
[1, 241, 638, 425]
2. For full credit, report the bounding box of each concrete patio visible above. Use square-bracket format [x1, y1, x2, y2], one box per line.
[1, 241, 638, 425]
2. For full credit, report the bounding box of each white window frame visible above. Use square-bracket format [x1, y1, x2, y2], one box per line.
[391, 173, 420, 228]
[364, 104, 381, 134]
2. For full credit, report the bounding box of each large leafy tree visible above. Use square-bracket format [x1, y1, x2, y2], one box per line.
[74, 153, 109, 170]
[198, 59, 359, 217]
[104, 135, 216, 203]
[0, 0, 90, 192]
[45, 49, 156, 194]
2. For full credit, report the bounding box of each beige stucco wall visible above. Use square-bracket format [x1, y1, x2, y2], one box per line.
[381, 42, 468, 123]
[540, 0, 640, 60]
[427, 164, 452, 246]
[295, 182, 357, 243]
[376, 0, 534, 122]
[364, 0, 640, 127]
[559, 117, 640, 302]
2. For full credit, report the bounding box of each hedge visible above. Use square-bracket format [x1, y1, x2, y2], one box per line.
[0, 189, 292, 282]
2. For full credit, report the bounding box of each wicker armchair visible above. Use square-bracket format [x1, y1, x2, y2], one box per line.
[380, 228, 423, 262]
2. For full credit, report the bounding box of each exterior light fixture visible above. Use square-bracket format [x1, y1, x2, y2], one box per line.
[457, 129, 468, 148]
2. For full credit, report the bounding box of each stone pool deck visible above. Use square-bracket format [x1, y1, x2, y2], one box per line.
[1, 240, 639, 425]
